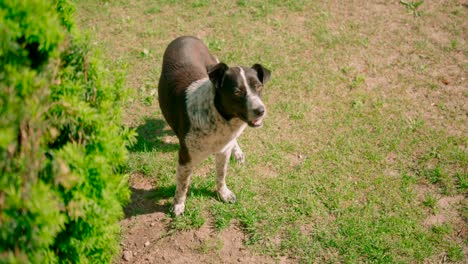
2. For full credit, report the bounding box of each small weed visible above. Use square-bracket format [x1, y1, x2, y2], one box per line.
[422, 166, 443, 184]
[350, 75, 366, 89]
[144, 6, 161, 14]
[206, 39, 223, 52]
[400, 0, 424, 17]
[451, 9, 460, 16]
[306, 79, 315, 92]
[422, 193, 437, 210]
[198, 237, 223, 253]
[421, 166, 458, 195]
[406, 117, 424, 131]
[447, 244, 464, 262]
[450, 40, 458, 50]
[430, 223, 451, 235]
[446, 40, 459, 52]
[251, 3, 271, 18]
[191, 0, 209, 8]
[290, 112, 305, 120]
[340, 66, 353, 75]
[142, 96, 153, 106]
[372, 100, 384, 108]
[415, 40, 428, 50]
[139, 163, 152, 175]
[437, 103, 447, 111]
[455, 173, 467, 192]
[286, 1, 305, 12]
[352, 99, 364, 109]
[236, 0, 246, 7]
[429, 83, 438, 90]
[359, 37, 369, 47]
[417, 64, 427, 73]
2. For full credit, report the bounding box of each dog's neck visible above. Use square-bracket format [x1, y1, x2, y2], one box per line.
[185, 78, 243, 130]
[214, 91, 235, 121]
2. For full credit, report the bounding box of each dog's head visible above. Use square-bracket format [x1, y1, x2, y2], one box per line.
[209, 63, 270, 128]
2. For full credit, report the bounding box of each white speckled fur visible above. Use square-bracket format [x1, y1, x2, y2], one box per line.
[185, 78, 214, 130]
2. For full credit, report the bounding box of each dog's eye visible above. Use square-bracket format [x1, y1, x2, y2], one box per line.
[234, 88, 246, 97]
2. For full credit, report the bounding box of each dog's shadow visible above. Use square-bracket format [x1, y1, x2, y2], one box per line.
[124, 186, 170, 217]
[124, 184, 216, 218]
[129, 118, 179, 153]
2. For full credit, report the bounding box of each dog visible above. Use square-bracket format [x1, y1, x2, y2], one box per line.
[158, 36, 271, 216]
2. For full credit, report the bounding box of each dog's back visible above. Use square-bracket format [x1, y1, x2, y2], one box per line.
[158, 36, 218, 139]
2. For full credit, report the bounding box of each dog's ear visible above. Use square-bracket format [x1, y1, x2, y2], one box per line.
[252, 64, 271, 85]
[208, 62, 228, 88]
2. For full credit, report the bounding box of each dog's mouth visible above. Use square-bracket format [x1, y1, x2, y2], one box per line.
[247, 118, 263, 128]
[237, 113, 265, 128]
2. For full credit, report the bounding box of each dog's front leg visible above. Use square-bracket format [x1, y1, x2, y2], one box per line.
[173, 163, 193, 216]
[231, 139, 245, 164]
[216, 149, 237, 203]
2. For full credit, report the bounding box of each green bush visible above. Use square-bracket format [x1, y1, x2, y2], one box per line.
[0, 0, 135, 263]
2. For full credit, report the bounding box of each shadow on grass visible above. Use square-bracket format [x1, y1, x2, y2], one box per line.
[129, 118, 178, 153]
[124, 186, 169, 218]
[124, 185, 216, 219]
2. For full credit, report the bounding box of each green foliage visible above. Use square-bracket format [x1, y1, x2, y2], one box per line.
[400, 0, 424, 17]
[447, 243, 464, 262]
[0, 0, 134, 263]
[170, 205, 205, 230]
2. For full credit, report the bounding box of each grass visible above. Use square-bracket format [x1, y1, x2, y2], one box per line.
[400, 0, 425, 17]
[77, 0, 466, 263]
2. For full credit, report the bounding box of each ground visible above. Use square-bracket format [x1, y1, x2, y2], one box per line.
[77, 1, 466, 263]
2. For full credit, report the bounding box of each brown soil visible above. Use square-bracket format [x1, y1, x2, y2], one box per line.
[423, 194, 465, 228]
[118, 173, 280, 264]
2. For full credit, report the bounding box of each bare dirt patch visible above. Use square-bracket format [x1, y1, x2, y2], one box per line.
[423, 195, 465, 227]
[255, 164, 280, 179]
[287, 153, 306, 169]
[119, 173, 276, 263]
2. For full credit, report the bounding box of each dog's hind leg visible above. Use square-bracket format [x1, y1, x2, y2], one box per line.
[173, 144, 195, 216]
[173, 163, 193, 216]
[231, 139, 245, 164]
[216, 149, 237, 203]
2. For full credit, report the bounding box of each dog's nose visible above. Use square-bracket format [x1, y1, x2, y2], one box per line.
[253, 106, 265, 117]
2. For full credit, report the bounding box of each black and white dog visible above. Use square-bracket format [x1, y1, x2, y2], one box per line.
[158, 36, 270, 216]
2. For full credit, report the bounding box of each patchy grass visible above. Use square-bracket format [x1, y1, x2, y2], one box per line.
[77, 0, 466, 263]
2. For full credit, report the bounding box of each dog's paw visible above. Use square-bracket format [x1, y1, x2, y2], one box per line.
[218, 188, 237, 203]
[173, 203, 185, 216]
[232, 149, 245, 165]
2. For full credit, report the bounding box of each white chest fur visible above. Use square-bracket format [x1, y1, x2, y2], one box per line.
[184, 78, 246, 163]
